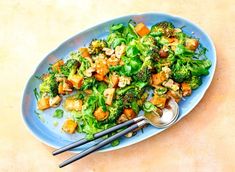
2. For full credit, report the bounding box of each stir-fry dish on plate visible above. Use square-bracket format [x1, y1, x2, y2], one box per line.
[34, 20, 211, 145]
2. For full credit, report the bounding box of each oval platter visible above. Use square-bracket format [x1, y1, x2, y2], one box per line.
[21, 13, 216, 152]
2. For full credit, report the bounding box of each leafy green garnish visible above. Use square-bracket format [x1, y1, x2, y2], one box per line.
[111, 139, 120, 147]
[34, 110, 45, 123]
[39, 74, 58, 97]
[126, 45, 139, 57]
[143, 102, 157, 112]
[53, 109, 64, 119]
[33, 88, 40, 101]
[155, 87, 168, 95]
[110, 23, 124, 32]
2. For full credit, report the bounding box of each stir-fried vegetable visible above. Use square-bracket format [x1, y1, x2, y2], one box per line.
[34, 20, 211, 145]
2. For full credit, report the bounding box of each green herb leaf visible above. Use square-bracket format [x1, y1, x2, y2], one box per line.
[110, 23, 124, 32]
[143, 102, 157, 112]
[33, 88, 40, 101]
[111, 139, 120, 147]
[126, 45, 139, 57]
[53, 109, 64, 119]
[34, 110, 45, 123]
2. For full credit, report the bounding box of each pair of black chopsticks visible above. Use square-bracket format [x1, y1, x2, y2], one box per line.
[53, 116, 145, 168]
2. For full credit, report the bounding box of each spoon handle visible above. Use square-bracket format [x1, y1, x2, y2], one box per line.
[59, 120, 147, 168]
[53, 116, 145, 156]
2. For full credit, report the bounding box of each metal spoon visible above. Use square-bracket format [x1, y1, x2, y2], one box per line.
[59, 98, 179, 168]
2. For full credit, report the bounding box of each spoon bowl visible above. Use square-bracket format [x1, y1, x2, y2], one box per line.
[144, 98, 179, 128]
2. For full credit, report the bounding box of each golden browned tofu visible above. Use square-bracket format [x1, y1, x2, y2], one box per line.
[51, 60, 64, 72]
[58, 82, 65, 95]
[107, 55, 119, 66]
[95, 58, 109, 76]
[181, 82, 192, 96]
[68, 75, 83, 89]
[37, 97, 50, 110]
[64, 97, 82, 111]
[123, 108, 137, 120]
[94, 73, 105, 81]
[79, 47, 90, 57]
[135, 23, 150, 37]
[150, 94, 167, 109]
[94, 107, 109, 121]
[151, 71, 167, 87]
[167, 90, 182, 103]
[62, 119, 77, 134]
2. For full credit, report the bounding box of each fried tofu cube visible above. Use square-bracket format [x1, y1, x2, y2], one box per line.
[151, 71, 167, 87]
[123, 108, 137, 120]
[94, 73, 105, 81]
[68, 75, 83, 89]
[94, 107, 109, 121]
[64, 97, 82, 111]
[79, 47, 90, 57]
[135, 23, 150, 37]
[181, 82, 192, 96]
[52, 60, 64, 72]
[62, 119, 77, 134]
[167, 90, 182, 103]
[37, 97, 50, 110]
[150, 94, 167, 109]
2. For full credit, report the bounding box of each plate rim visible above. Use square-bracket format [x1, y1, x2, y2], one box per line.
[21, 12, 217, 153]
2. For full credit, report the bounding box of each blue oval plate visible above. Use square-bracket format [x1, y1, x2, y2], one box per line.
[21, 13, 216, 152]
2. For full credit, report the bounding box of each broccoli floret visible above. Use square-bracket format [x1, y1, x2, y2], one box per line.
[105, 100, 124, 123]
[189, 76, 202, 89]
[172, 60, 191, 82]
[89, 39, 107, 55]
[116, 86, 142, 107]
[151, 21, 175, 37]
[175, 32, 187, 44]
[174, 44, 194, 56]
[173, 66, 191, 82]
[149, 47, 160, 59]
[116, 85, 136, 95]
[107, 32, 126, 48]
[81, 77, 96, 90]
[61, 59, 80, 77]
[140, 35, 157, 47]
[172, 56, 211, 83]
[189, 59, 211, 76]
[155, 86, 168, 95]
[110, 23, 124, 32]
[39, 74, 58, 97]
[121, 89, 138, 106]
[133, 56, 153, 82]
[134, 67, 151, 83]
[96, 82, 108, 94]
[143, 102, 157, 112]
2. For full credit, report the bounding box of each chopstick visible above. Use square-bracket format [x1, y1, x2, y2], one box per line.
[59, 119, 147, 168]
[52, 116, 144, 156]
